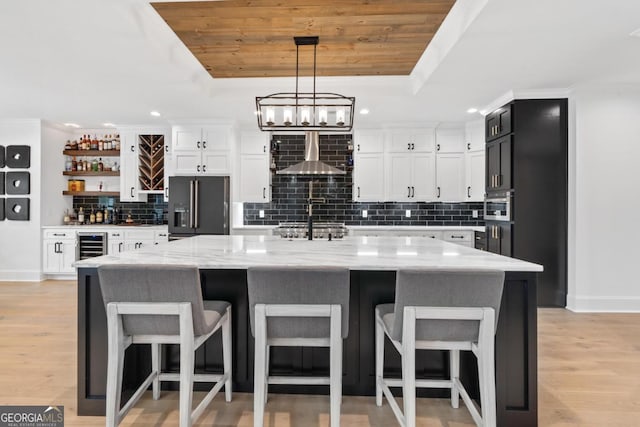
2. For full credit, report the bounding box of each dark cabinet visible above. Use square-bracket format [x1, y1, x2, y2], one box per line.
[474, 230, 487, 251]
[484, 99, 568, 307]
[486, 222, 511, 257]
[486, 135, 511, 192]
[486, 105, 511, 142]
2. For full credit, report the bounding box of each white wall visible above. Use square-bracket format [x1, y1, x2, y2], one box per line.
[568, 85, 640, 312]
[0, 119, 42, 281]
[41, 122, 73, 226]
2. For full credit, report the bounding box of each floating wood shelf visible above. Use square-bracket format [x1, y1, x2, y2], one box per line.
[63, 150, 121, 156]
[63, 171, 120, 176]
[63, 191, 120, 196]
[138, 135, 165, 191]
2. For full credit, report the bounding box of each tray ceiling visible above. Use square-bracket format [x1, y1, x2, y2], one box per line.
[152, 0, 456, 78]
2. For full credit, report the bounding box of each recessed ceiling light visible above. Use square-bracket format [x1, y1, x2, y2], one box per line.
[64, 123, 80, 128]
[150, 111, 161, 117]
[359, 108, 370, 115]
[103, 122, 116, 127]
[630, 28, 640, 37]
[467, 108, 478, 114]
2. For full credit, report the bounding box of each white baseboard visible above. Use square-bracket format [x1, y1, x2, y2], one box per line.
[0, 270, 44, 282]
[566, 294, 640, 313]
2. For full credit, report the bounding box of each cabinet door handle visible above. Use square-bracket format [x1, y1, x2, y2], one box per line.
[411, 186, 415, 198]
[437, 143, 440, 151]
[467, 186, 471, 198]
[54, 242, 59, 253]
[357, 186, 361, 198]
[118, 242, 123, 252]
[408, 186, 411, 198]
[202, 165, 207, 173]
[165, 145, 169, 153]
[53, 233, 64, 237]
[263, 187, 266, 199]
[437, 186, 441, 198]
[357, 144, 360, 151]
[165, 187, 169, 198]
[498, 174, 502, 187]
[130, 145, 134, 152]
[197, 165, 201, 173]
[411, 143, 415, 150]
[263, 145, 266, 153]
[202, 141, 207, 149]
[197, 141, 200, 149]
[467, 143, 471, 151]
[130, 187, 134, 198]
[407, 143, 411, 150]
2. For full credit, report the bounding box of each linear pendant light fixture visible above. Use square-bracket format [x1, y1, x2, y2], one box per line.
[256, 36, 355, 132]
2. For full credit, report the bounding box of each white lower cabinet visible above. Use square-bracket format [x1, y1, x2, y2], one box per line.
[107, 231, 125, 255]
[349, 228, 474, 247]
[42, 230, 77, 274]
[442, 230, 473, 247]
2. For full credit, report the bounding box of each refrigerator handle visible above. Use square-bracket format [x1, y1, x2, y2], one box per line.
[189, 180, 195, 229]
[194, 179, 200, 229]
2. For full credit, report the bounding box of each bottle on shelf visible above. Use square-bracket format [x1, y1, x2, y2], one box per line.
[71, 156, 77, 171]
[98, 158, 104, 171]
[113, 207, 120, 225]
[98, 137, 104, 151]
[92, 159, 99, 172]
[65, 157, 72, 171]
[63, 209, 70, 224]
[96, 208, 103, 224]
[89, 208, 96, 224]
[78, 207, 85, 224]
[90, 135, 98, 151]
[103, 206, 110, 225]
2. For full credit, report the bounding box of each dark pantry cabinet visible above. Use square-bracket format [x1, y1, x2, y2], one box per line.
[486, 134, 512, 192]
[485, 99, 568, 307]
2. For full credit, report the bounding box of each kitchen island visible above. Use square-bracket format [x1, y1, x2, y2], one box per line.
[76, 235, 542, 427]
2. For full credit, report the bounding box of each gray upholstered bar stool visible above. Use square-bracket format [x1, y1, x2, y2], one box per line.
[375, 269, 504, 427]
[98, 264, 232, 427]
[247, 266, 350, 427]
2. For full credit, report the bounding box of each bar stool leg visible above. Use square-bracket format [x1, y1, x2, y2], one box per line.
[402, 308, 417, 427]
[330, 306, 342, 427]
[222, 307, 233, 402]
[375, 313, 384, 407]
[179, 308, 195, 427]
[264, 345, 269, 404]
[450, 349, 460, 409]
[152, 343, 161, 400]
[253, 305, 267, 427]
[105, 306, 125, 427]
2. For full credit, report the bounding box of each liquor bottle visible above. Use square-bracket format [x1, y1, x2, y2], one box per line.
[71, 156, 77, 171]
[113, 207, 120, 225]
[103, 206, 109, 224]
[89, 208, 96, 224]
[98, 158, 104, 171]
[78, 207, 85, 224]
[98, 137, 104, 151]
[91, 135, 98, 151]
[96, 208, 103, 223]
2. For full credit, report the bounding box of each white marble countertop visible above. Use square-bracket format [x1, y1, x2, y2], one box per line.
[75, 235, 542, 272]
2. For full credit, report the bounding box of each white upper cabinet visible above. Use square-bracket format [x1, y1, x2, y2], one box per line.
[119, 132, 147, 202]
[353, 129, 385, 201]
[436, 153, 465, 201]
[465, 119, 485, 152]
[171, 125, 232, 175]
[239, 130, 270, 203]
[353, 129, 384, 153]
[387, 130, 435, 153]
[435, 128, 465, 153]
[387, 152, 436, 202]
[464, 119, 486, 201]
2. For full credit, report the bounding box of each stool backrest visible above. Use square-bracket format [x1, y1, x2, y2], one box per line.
[247, 266, 350, 339]
[391, 269, 504, 342]
[98, 264, 209, 336]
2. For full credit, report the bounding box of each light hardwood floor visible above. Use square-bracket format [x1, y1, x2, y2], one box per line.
[1, 280, 639, 426]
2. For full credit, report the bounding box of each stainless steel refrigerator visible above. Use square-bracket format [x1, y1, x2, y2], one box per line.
[168, 176, 229, 239]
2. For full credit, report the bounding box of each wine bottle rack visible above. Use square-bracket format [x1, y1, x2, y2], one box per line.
[138, 135, 164, 191]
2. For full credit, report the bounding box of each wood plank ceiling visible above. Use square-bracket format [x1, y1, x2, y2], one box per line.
[151, 0, 456, 78]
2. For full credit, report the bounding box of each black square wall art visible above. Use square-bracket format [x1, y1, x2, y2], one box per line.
[6, 198, 29, 221]
[6, 171, 30, 195]
[0, 172, 4, 195]
[6, 145, 30, 168]
[0, 145, 5, 168]
[0, 199, 4, 221]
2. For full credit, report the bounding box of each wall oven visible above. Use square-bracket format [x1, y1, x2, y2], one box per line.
[484, 191, 512, 221]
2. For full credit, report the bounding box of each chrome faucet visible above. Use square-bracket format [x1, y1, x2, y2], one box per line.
[307, 181, 326, 240]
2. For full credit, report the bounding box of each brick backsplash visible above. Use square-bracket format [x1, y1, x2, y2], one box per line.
[244, 134, 485, 226]
[72, 194, 167, 225]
